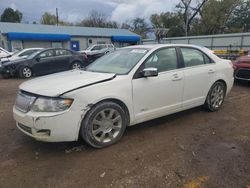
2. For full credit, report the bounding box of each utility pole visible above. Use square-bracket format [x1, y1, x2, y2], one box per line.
[185, 11, 188, 37]
[56, 8, 59, 26]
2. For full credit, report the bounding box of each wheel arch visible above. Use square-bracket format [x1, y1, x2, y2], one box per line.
[71, 60, 84, 69]
[18, 65, 33, 77]
[77, 97, 131, 141]
[90, 98, 130, 125]
[214, 79, 227, 91]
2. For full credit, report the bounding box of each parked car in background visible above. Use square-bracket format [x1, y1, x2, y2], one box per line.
[85, 50, 112, 65]
[13, 44, 234, 148]
[233, 55, 250, 81]
[1, 48, 43, 63]
[81, 44, 115, 55]
[0, 47, 13, 58]
[80, 44, 115, 64]
[0, 48, 87, 78]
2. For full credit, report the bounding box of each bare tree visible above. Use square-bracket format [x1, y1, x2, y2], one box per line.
[78, 10, 118, 28]
[177, 0, 208, 36]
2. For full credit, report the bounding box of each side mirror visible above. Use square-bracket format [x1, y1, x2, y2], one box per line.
[36, 57, 41, 62]
[141, 67, 158, 77]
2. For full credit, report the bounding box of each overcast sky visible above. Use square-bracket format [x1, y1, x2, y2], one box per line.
[0, 0, 177, 24]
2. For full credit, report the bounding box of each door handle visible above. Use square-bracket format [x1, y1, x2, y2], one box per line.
[208, 69, 215, 74]
[172, 73, 182, 81]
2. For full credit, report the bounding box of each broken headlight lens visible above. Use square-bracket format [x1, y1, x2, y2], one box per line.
[31, 97, 73, 112]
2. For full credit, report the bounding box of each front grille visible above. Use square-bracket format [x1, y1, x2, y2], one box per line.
[18, 123, 32, 134]
[15, 91, 36, 113]
[236, 68, 250, 80]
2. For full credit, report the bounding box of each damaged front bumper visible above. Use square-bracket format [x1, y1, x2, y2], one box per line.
[13, 107, 84, 142]
[0, 65, 17, 77]
[0, 66, 10, 76]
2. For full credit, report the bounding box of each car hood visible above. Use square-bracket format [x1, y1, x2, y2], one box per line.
[2, 58, 27, 65]
[19, 70, 116, 97]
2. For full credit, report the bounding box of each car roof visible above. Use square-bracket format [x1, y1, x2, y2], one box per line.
[20, 48, 43, 51]
[41, 48, 71, 51]
[124, 44, 208, 50]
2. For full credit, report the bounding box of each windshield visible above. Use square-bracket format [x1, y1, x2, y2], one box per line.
[86, 45, 94, 51]
[27, 50, 43, 59]
[86, 48, 148, 74]
[11, 50, 21, 56]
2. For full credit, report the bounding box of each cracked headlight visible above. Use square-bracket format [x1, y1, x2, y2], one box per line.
[31, 97, 73, 112]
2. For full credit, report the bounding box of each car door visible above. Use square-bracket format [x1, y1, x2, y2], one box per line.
[179, 47, 216, 108]
[32, 50, 55, 75]
[132, 47, 184, 123]
[53, 49, 72, 72]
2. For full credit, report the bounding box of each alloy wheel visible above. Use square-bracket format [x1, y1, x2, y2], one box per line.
[209, 83, 225, 109]
[23, 67, 32, 78]
[72, 63, 81, 69]
[91, 108, 122, 143]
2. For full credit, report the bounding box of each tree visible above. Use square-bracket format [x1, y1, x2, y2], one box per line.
[130, 18, 149, 39]
[176, 0, 208, 36]
[228, 0, 250, 32]
[77, 10, 118, 28]
[1, 7, 22, 23]
[199, 0, 243, 34]
[40, 12, 73, 26]
[41, 12, 57, 25]
[150, 12, 185, 37]
[121, 22, 132, 30]
[120, 18, 148, 38]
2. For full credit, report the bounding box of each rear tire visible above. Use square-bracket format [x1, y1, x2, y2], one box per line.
[19, 67, 32, 78]
[80, 101, 128, 148]
[204, 81, 226, 112]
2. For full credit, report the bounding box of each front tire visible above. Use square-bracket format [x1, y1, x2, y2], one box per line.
[71, 62, 82, 70]
[80, 101, 128, 148]
[204, 82, 226, 112]
[19, 67, 32, 78]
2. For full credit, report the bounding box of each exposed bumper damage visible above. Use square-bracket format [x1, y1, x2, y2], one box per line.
[13, 107, 84, 142]
[13, 73, 116, 142]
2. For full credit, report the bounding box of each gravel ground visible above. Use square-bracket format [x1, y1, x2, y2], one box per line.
[0, 78, 249, 188]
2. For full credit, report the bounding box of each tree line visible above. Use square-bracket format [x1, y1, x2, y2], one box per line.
[1, 0, 250, 39]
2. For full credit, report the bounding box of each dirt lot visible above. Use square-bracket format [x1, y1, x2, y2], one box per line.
[0, 78, 249, 188]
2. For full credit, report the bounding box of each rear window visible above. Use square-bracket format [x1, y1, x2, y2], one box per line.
[181, 48, 213, 67]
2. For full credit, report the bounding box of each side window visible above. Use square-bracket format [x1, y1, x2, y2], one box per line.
[55, 50, 71, 56]
[39, 50, 54, 58]
[204, 54, 213, 64]
[181, 48, 206, 67]
[144, 48, 178, 72]
[92, 46, 101, 51]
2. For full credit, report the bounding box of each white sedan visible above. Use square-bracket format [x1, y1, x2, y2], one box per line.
[13, 44, 234, 148]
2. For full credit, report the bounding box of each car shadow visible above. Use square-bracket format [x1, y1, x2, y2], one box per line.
[234, 80, 250, 87]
